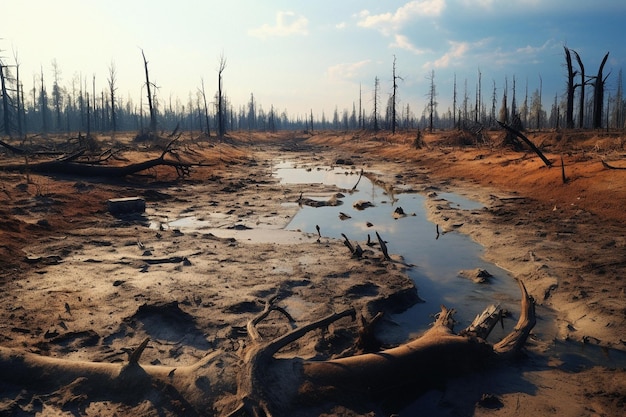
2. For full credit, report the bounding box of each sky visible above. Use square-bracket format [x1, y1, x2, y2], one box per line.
[3, 0, 626, 120]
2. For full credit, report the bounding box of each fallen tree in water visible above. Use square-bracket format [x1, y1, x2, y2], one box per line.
[0, 280, 535, 416]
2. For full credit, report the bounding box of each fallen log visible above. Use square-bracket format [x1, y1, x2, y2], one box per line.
[228, 279, 535, 415]
[0, 280, 535, 416]
[0, 140, 193, 178]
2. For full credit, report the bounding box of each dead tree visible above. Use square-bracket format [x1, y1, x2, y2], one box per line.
[0, 277, 535, 416]
[108, 61, 118, 133]
[372, 76, 380, 131]
[227, 279, 535, 416]
[0, 58, 13, 137]
[592, 52, 610, 129]
[497, 120, 552, 167]
[217, 53, 227, 137]
[564, 46, 576, 129]
[391, 55, 403, 134]
[141, 49, 157, 135]
[200, 78, 211, 137]
[573, 50, 586, 128]
[426, 69, 437, 133]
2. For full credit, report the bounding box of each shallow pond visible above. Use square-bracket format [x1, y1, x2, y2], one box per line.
[276, 161, 521, 344]
[277, 161, 626, 372]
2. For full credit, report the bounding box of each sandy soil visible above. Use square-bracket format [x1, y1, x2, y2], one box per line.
[0, 129, 625, 416]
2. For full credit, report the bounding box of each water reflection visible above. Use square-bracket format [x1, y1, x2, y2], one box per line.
[276, 161, 521, 344]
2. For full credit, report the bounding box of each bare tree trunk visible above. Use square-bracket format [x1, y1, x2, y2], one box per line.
[86, 91, 91, 137]
[373, 76, 380, 131]
[200, 78, 211, 137]
[391, 55, 402, 134]
[427, 70, 436, 132]
[14, 53, 24, 138]
[0, 61, 11, 137]
[592, 52, 610, 129]
[537, 74, 542, 130]
[40, 66, 49, 133]
[453, 74, 457, 128]
[217, 54, 227, 137]
[141, 49, 157, 134]
[573, 50, 586, 129]
[92, 74, 98, 132]
[564, 46, 576, 129]
[108, 61, 117, 133]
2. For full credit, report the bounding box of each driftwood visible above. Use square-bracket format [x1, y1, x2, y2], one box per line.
[0, 279, 535, 416]
[229, 278, 535, 415]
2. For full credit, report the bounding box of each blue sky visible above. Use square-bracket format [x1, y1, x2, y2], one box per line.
[3, 0, 625, 120]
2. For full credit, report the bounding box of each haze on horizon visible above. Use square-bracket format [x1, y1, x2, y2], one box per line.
[2, 0, 625, 121]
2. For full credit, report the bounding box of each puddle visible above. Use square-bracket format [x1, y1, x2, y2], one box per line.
[548, 338, 626, 370]
[435, 191, 483, 210]
[148, 214, 315, 244]
[278, 161, 626, 370]
[276, 160, 362, 189]
[276, 162, 520, 338]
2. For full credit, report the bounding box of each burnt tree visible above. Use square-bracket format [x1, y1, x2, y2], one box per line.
[564, 46, 576, 129]
[0, 57, 12, 137]
[108, 61, 118, 133]
[573, 50, 587, 128]
[391, 55, 403, 134]
[372, 76, 380, 131]
[217, 53, 227, 137]
[141, 49, 157, 134]
[592, 52, 610, 129]
[199, 78, 211, 137]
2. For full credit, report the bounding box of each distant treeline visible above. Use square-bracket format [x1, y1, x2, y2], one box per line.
[1, 48, 625, 138]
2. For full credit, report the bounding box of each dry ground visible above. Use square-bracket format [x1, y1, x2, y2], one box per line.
[0, 128, 625, 416]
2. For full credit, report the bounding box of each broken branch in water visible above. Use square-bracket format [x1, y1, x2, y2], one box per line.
[341, 233, 363, 258]
[350, 168, 364, 192]
[376, 231, 391, 261]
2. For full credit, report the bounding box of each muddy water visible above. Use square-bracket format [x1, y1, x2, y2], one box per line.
[276, 161, 523, 344]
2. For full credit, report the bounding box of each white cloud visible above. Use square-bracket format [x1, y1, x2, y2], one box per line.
[515, 39, 553, 55]
[426, 41, 469, 68]
[335, 22, 347, 30]
[390, 34, 427, 54]
[326, 60, 372, 82]
[248, 11, 308, 39]
[357, 0, 446, 35]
